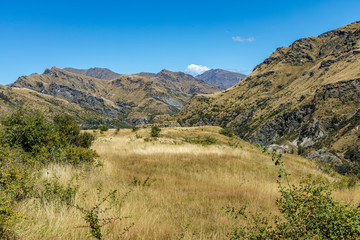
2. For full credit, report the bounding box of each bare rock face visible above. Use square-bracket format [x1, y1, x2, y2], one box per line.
[177, 21, 360, 162]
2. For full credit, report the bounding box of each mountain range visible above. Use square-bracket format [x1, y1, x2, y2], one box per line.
[6, 67, 223, 125]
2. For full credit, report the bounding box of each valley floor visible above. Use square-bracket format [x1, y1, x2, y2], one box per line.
[14, 126, 360, 239]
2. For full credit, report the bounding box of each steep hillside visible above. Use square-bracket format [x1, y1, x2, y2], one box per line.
[64, 67, 122, 80]
[196, 69, 246, 88]
[10, 67, 223, 124]
[177, 21, 360, 163]
[0, 84, 107, 123]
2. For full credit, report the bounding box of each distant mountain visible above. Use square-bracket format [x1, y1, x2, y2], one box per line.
[9, 67, 223, 125]
[176, 20, 360, 163]
[135, 72, 157, 78]
[196, 69, 246, 88]
[64, 67, 122, 80]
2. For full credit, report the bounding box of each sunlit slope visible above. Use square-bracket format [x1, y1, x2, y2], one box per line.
[177, 21, 360, 159]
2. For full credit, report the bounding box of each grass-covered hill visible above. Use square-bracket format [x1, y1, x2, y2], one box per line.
[176, 20, 360, 167]
[8, 67, 223, 125]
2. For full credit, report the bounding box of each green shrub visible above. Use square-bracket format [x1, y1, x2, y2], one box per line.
[98, 125, 109, 132]
[1, 107, 54, 153]
[219, 128, 234, 137]
[132, 126, 139, 132]
[150, 126, 161, 138]
[53, 114, 80, 146]
[61, 146, 98, 166]
[0, 108, 96, 166]
[35, 177, 79, 206]
[75, 132, 95, 148]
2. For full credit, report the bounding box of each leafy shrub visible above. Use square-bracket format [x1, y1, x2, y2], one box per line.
[98, 125, 109, 132]
[75, 132, 95, 148]
[35, 177, 79, 206]
[0, 108, 97, 166]
[1, 108, 54, 153]
[150, 126, 161, 138]
[61, 146, 98, 166]
[227, 151, 360, 239]
[132, 126, 139, 132]
[53, 114, 80, 146]
[219, 128, 234, 137]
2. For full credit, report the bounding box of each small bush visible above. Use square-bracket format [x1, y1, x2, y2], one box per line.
[35, 177, 79, 206]
[150, 126, 161, 138]
[132, 126, 139, 132]
[219, 128, 234, 137]
[98, 125, 109, 132]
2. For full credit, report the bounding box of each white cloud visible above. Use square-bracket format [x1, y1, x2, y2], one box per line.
[232, 36, 256, 43]
[184, 64, 210, 76]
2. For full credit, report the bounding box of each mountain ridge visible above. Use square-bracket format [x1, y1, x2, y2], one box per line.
[176, 20, 360, 164]
[63, 67, 122, 80]
[9, 67, 223, 124]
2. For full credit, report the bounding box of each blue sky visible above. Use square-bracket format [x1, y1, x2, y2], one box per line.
[1, 0, 359, 84]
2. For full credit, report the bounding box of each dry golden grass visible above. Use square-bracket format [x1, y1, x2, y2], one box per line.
[14, 127, 360, 239]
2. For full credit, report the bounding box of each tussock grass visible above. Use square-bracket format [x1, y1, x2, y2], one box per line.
[14, 127, 360, 239]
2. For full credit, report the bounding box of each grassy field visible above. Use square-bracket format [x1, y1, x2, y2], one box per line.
[14, 126, 360, 239]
